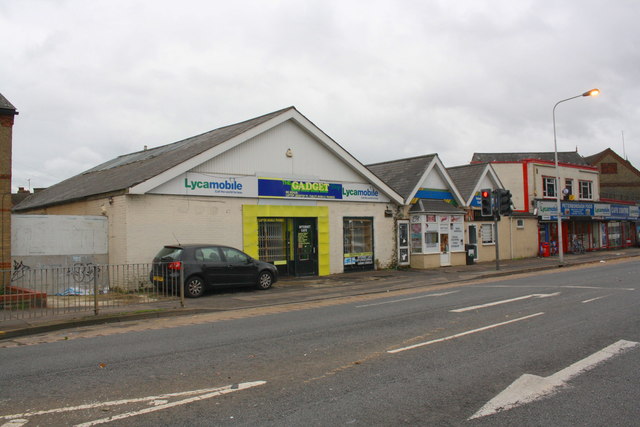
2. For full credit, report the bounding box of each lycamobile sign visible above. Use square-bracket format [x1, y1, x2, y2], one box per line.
[342, 187, 379, 199]
[184, 178, 243, 191]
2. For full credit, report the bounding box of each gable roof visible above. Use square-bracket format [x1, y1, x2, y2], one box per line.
[585, 148, 640, 179]
[367, 154, 464, 206]
[15, 107, 403, 211]
[447, 163, 503, 205]
[0, 92, 17, 114]
[367, 154, 437, 200]
[472, 151, 589, 166]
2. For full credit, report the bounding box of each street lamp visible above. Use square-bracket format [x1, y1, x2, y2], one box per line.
[552, 88, 599, 265]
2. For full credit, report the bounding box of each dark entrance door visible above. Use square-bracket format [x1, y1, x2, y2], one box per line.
[293, 218, 317, 276]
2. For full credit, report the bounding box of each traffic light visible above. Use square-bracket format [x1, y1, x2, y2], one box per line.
[497, 189, 513, 216]
[480, 189, 493, 216]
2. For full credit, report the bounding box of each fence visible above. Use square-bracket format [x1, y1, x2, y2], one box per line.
[1, 263, 184, 322]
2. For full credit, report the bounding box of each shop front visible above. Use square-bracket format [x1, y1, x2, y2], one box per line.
[536, 200, 639, 253]
[408, 200, 466, 268]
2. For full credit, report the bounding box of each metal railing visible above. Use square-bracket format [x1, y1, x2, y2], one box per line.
[1, 263, 184, 322]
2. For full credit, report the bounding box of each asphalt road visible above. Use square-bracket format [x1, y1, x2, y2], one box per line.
[1, 259, 638, 426]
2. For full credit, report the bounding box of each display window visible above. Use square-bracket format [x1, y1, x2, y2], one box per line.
[343, 217, 374, 271]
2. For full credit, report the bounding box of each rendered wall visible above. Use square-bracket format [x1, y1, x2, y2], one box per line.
[473, 216, 538, 262]
[11, 214, 108, 268]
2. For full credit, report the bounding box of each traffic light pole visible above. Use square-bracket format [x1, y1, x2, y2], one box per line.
[494, 212, 500, 271]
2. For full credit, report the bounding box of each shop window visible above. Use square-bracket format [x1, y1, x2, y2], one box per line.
[258, 219, 287, 263]
[424, 231, 439, 253]
[608, 222, 621, 247]
[579, 180, 593, 200]
[343, 218, 374, 271]
[481, 224, 494, 244]
[410, 220, 423, 253]
[601, 163, 617, 174]
[543, 176, 557, 198]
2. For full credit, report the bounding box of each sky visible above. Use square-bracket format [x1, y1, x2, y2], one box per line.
[2, 0, 639, 192]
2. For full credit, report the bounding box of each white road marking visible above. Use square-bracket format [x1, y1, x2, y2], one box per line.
[563, 285, 635, 291]
[450, 293, 560, 313]
[0, 381, 266, 425]
[387, 312, 544, 354]
[582, 295, 610, 303]
[1, 420, 28, 427]
[469, 340, 640, 420]
[356, 291, 459, 308]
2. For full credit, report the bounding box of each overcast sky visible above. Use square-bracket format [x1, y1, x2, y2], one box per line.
[2, 0, 639, 191]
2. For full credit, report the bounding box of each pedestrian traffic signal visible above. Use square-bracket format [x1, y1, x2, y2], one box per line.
[480, 189, 493, 216]
[497, 189, 513, 216]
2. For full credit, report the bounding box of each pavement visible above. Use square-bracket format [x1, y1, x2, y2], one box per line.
[2, 247, 640, 340]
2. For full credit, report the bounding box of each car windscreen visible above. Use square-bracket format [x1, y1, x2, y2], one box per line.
[155, 246, 183, 261]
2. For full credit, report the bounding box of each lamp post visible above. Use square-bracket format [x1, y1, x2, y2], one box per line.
[552, 88, 599, 265]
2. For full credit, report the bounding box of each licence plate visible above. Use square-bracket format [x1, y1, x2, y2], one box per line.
[153, 276, 164, 282]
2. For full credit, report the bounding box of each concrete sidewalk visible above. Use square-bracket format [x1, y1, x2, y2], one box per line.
[2, 247, 639, 339]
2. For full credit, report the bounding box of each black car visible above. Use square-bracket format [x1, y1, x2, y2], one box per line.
[150, 244, 278, 298]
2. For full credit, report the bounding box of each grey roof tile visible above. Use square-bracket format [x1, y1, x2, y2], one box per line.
[367, 154, 436, 199]
[14, 107, 295, 211]
[409, 199, 465, 214]
[471, 151, 588, 165]
[446, 163, 487, 201]
[0, 92, 17, 112]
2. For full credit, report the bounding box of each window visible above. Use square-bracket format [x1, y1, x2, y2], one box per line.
[481, 224, 494, 244]
[516, 219, 525, 229]
[221, 247, 249, 264]
[601, 163, 617, 174]
[343, 218, 373, 254]
[343, 218, 374, 271]
[410, 221, 423, 254]
[579, 180, 593, 200]
[258, 219, 286, 263]
[564, 178, 573, 200]
[543, 176, 557, 198]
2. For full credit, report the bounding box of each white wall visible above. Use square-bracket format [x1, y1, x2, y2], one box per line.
[12, 215, 108, 256]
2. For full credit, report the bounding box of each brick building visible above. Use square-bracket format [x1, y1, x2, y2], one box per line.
[585, 148, 640, 203]
[0, 93, 18, 274]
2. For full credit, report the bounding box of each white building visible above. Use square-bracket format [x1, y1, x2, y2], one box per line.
[14, 107, 403, 276]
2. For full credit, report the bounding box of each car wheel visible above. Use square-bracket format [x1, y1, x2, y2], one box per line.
[256, 271, 273, 290]
[185, 276, 205, 298]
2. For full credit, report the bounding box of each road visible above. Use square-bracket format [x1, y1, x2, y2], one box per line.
[1, 259, 639, 426]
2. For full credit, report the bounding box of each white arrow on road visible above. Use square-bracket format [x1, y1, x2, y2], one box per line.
[469, 340, 639, 420]
[450, 292, 560, 313]
[0, 381, 266, 427]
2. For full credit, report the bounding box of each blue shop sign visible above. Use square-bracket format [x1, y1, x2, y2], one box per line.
[537, 200, 639, 220]
[259, 178, 343, 199]
[561, 202, 593, 217]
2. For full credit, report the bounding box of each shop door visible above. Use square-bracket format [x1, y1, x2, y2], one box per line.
[397, 220, 410, 266]
[293, 218, 317, 276]
[439, 217, 451, 266]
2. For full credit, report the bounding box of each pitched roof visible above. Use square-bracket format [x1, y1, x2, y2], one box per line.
[585, 148, 640, 179]
[366, 154, 437, 199]
[409, 199, 465, 214]
[14, 107, 295, 211]
[472, 151, 589, 166]
[0, 92, 17, 114]
[446, 163, 488, 202]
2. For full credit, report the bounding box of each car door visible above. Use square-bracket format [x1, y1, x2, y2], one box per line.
[220, 247, 257, 285]
[197, 246, 229, 286]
